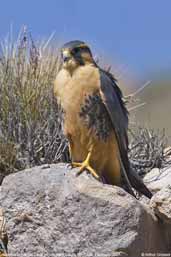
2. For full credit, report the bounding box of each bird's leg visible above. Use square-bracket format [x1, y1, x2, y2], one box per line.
[72, 146, 99, 179]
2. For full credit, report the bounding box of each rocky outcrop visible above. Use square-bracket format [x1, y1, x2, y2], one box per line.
[144, 167, 171, 193]
[150, 185, 171, 251]
[0, 164, 170, 256]
[150, 185, 171, 223]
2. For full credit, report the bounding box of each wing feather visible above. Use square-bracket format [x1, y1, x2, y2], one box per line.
[99, 69, 152, 199]
[99, 69, 129, 170]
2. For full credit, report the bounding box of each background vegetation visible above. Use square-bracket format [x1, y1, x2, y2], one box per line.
[0, 28, 69, 181]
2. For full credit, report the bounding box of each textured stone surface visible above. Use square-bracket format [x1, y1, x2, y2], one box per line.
[150, 185, 171, 224]
[144, 167, 171, 193]
[150, 185, 171, 251]
[0, 164, 169, 256]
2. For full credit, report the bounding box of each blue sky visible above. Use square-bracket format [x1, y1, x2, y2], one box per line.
[0, 0, 171, 80]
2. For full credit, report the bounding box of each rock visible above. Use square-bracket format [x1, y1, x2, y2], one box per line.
[150, 185, 171, 251]
[150, 185, 171, 224]
[0, 164, 169, 256]
[144, 166, 171, 251]
[144, 167, 171, 192]
[143, 168, 160, 182]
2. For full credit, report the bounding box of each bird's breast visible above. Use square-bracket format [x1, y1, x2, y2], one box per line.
[55, 65, 113, 142]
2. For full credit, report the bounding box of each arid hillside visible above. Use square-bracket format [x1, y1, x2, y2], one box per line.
[130, 81, 171, 142]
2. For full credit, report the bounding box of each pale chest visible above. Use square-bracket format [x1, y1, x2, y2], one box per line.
[54, 66, 113, 141]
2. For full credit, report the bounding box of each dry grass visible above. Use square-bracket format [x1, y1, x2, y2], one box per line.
[0, 28, 69, 180]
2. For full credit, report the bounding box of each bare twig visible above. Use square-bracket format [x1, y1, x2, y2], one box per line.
[124, 81, 151, 104]
[128, 102, 146, 112]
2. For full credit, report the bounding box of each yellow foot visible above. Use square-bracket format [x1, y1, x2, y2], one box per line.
[72, 151, 99, 179]
[72, 161, 99, 179]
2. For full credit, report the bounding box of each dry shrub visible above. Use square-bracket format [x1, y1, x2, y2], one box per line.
[129, 127, 170, 177]
[0, 27, 69, 179]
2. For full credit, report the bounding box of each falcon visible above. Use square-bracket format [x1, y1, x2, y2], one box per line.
[54, 40, 152, 199]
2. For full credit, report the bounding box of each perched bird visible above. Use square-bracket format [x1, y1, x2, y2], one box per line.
[54, 40, 152, 199]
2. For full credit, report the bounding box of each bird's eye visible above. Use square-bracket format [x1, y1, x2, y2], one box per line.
[72, 47, 80, 54]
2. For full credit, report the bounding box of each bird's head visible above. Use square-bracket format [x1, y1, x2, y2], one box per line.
[59, 40, 95, 73]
